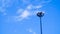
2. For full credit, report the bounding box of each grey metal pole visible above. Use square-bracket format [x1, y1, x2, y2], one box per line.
[37, 12, 44, 34]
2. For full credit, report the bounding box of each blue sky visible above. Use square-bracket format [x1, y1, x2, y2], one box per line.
[0, 0, 60, 34]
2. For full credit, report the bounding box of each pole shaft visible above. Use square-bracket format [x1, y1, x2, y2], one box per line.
[40, 17, 42, 34]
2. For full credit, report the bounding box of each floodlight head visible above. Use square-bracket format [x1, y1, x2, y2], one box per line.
[37, 12, 45, 17]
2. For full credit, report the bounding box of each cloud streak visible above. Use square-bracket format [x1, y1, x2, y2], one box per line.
[15, 4, 43, 21]
[26, 28, 36, 34]
[16, 9, 31, 21]
[20, 10, 30, 18]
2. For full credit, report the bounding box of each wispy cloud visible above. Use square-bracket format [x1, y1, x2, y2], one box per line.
[26, 28, 36, 34]
[1, 0, 19, 7]
[0, 0, 48, 23]
[22, 0, 52, 6]
[0, 7, 7, 16]
[3, 4, 44, 22]
[26, 4, 42, 9]
[16, 4, 42, 21]
[16, 9, 30, 21]
[20, 10, 30, 18]
[1, 0, 11, 7]
[0, 0, 13, 16]
[26, 4, 33, 10]
[3, 4, 43, 22]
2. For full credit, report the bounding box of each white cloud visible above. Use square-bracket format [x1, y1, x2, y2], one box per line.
[16, 9, 30, 21]
[26, 4, 33, 10]
[26, 4, 42, 10]
[1, 0, 11, 7]
[0, 7, 7, 16]
[4, 8, 31, 22]
[26, 5, 42, 10]
[1, 0, 18, 7]
[20, 10, 30, 18]
[26, 28, 36, 34]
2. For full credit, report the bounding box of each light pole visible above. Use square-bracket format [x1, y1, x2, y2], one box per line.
[37, 12, 44, 34]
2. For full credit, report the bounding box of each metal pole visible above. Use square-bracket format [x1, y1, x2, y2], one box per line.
[37, 12, 44, 34]
[40, 17, 42, 34]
